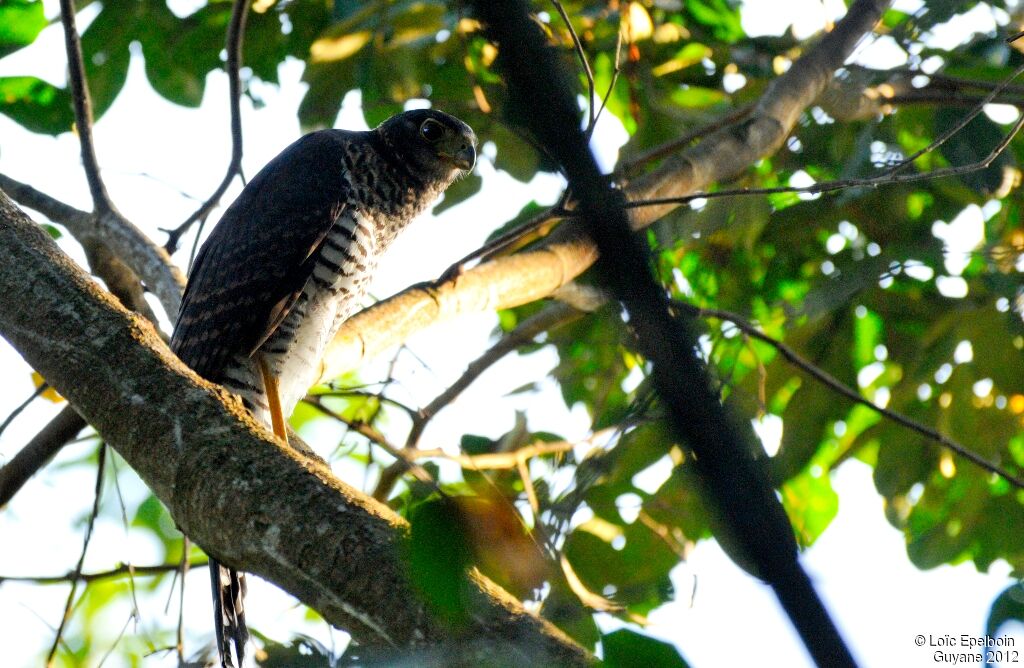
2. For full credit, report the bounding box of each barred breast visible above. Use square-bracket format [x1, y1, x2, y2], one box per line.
[219, 211, 378, 425]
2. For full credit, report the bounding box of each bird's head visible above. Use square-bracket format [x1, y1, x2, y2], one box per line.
[376, 109, 477, 183]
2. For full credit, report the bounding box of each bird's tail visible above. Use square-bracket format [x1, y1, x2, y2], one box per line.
[211, 559, 249, 668]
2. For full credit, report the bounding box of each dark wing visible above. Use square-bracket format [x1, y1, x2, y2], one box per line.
[170, 130, 353, 381]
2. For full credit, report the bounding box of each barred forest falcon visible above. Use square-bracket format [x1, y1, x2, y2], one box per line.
[170, 109, 477, 667]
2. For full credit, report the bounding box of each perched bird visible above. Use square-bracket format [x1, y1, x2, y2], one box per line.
[170, 109, 476, 667]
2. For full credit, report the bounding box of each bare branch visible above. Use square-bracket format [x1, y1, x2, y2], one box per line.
[623, 106, 1024, 210]
[0, 173, 184, 505]
[57, 0, 113, 213]
[551, 0, 595, 129]
[164, 0, 250, 254]
[0, 384, 48, 439]
[0, 563, 199, 591]
[882, 61, 1024, 177]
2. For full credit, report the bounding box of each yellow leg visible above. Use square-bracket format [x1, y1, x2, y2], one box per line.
[257, 355, 289, 445]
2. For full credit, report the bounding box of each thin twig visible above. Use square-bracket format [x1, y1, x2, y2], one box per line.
[301, 397, 437, 491]
[106, 454, 141, 619]
[369, 302, 582, 501]
[672, 301, 1024, 489]
[311, 389, 419, 421]
[0, 383, 48, 439]
[57, 0, 113, 213]
[0, 561, 210, 586]
[588, 29, 623, 141]
[551, 0, 595, 129]
[405, 302, 582, 450]
[176, 538, 190, 663]
[437, 206, 566, 280]
[881, 61, 1024, 177]
[96, 614, 133, 668]
[45, 444, 107, 667]
[409, 436, 587, 470]
[164, 0, 250, 255]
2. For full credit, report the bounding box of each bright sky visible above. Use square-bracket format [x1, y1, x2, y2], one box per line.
[0, 1, 1021, 667]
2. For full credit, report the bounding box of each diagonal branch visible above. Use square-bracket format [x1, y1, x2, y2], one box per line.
[0, 173, 185, 506]
[319, 0, 891, 383]
[0, 191, 593, 665]
[673, 301, 1024, 489]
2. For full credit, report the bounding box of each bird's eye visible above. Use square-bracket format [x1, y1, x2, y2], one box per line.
[420, 119, 444, 141]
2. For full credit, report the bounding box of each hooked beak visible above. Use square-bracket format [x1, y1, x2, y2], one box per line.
[450, 143, 477, 171]
[440, 129, 478, 172]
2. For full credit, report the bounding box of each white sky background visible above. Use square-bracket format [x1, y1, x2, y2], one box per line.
[0, 0, 1022, 666]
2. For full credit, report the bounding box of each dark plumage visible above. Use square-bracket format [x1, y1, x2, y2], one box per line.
[169, 109, 476, 667]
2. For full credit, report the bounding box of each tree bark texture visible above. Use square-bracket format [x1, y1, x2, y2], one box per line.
[0, 191, 593, 665]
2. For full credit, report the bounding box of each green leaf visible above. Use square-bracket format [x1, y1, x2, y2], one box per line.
[460, 434, 495, 455]
[0, 76, 73, 135]
[80, 0, 133, 117]
[564, 519, 678, 614]
[603, 629, 690, 668]
[668, 86, 727, 109]
[0, 0, 46, 58]
[781, 461, 838, 548]
[131, 494, 182, 559]
[684, 0, 744, 42]
[485, 199, 547, 243]
[489, 121, 542, 182]
[406, 497, 474, 628]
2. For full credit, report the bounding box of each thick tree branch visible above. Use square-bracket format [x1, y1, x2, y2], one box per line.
[320, 0, 888, 381]
[0, 191, 592, 665]
[0, 174, 184, 505]
[0, 173, 185, 318]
